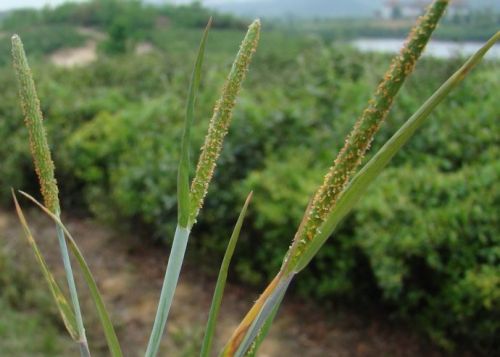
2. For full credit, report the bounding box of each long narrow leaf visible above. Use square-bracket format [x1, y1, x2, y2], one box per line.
[145, 224, 190, 357]
[294, 31, 500, 272]
[200, 192, 253, 357]
[222, 29, 499, 357]
[12, 191, 79, 341]
[178, 18, 212, 228]
[19, 191, 124, 357]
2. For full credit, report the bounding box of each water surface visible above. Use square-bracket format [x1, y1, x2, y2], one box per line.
[351, 38, 500, 59]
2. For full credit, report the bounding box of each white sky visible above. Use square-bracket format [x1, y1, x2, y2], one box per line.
[0, 0, 254, 12]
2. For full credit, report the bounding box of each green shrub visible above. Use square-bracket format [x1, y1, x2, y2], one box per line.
[0, 25, 85, 65]
[355, 162, 499, 351]
[0, 242, 71, 355]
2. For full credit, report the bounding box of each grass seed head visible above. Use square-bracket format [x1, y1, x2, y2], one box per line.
[11, 34, 60, 214]
[189, 19, 260, 224]
[289, 0, 449, 265]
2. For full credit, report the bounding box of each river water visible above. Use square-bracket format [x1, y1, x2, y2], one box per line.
[351, 38, 500, 59]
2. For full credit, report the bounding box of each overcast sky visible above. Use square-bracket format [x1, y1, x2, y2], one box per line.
[0, 0, 254, 12]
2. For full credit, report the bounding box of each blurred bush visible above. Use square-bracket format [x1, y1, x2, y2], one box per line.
[0, 239, 71, 355]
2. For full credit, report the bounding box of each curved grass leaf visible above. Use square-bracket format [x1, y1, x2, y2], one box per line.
[221, 29, 499, 357]
[200, 192, 253, 357]
[178, 18, 212, 228]
[294, 30, 500, 272]
[19, 191, 124, 357]
[12, 191, 79, 341]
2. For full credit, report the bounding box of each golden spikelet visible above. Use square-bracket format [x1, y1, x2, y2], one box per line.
[11, 34, 60, 214]
[189, 19, 260, 224]
[291, 0, 449, 262]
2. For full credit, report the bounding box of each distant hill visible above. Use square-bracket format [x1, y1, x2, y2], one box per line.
[208, 0, 500, 19]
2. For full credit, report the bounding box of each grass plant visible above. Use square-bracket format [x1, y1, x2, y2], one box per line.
[9, 0, 499, 355]
[11, 34, 90, 357]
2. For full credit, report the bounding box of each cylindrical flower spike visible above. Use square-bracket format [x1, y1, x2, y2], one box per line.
[11, 34, 60, 215]
[291, 0, 449, 264]
[189, 19, 260, 225]
[12, 35, 90, 356]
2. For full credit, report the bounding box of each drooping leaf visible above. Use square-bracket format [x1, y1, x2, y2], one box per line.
[19, 191, 124, 357]
[12, 191, 78, 341]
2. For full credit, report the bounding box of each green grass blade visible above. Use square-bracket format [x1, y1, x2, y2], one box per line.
[19, 191, 124, 357]
[178, 18, 212, 228]
[145, 225, 190, 357]
[200, 192, 253, 357]
[12, 191, 79, 342]
[294, 31, 500, 272]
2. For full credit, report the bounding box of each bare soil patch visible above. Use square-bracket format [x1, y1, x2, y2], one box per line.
[0, 209, 442, 356]
[50, 40, 97, 68]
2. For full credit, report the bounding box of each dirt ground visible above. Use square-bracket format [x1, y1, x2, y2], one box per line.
[50, 41, 98, 67]
[0, 208, 443, 357]
[49, 28, 103, 67]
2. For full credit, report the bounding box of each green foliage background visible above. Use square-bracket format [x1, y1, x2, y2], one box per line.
[0, 240, 72, 355]
[0, 1, 498, 354]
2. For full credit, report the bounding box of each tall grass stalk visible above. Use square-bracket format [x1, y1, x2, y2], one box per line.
[221, 1, 450, 355]
[11, 34, 90, 357]
[294, 30, 500, 272]
[200, 192, 253, 357]
[225, 29, 499, 357]
[145, 20, 260, 357]
[292, 0, 450, 265]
